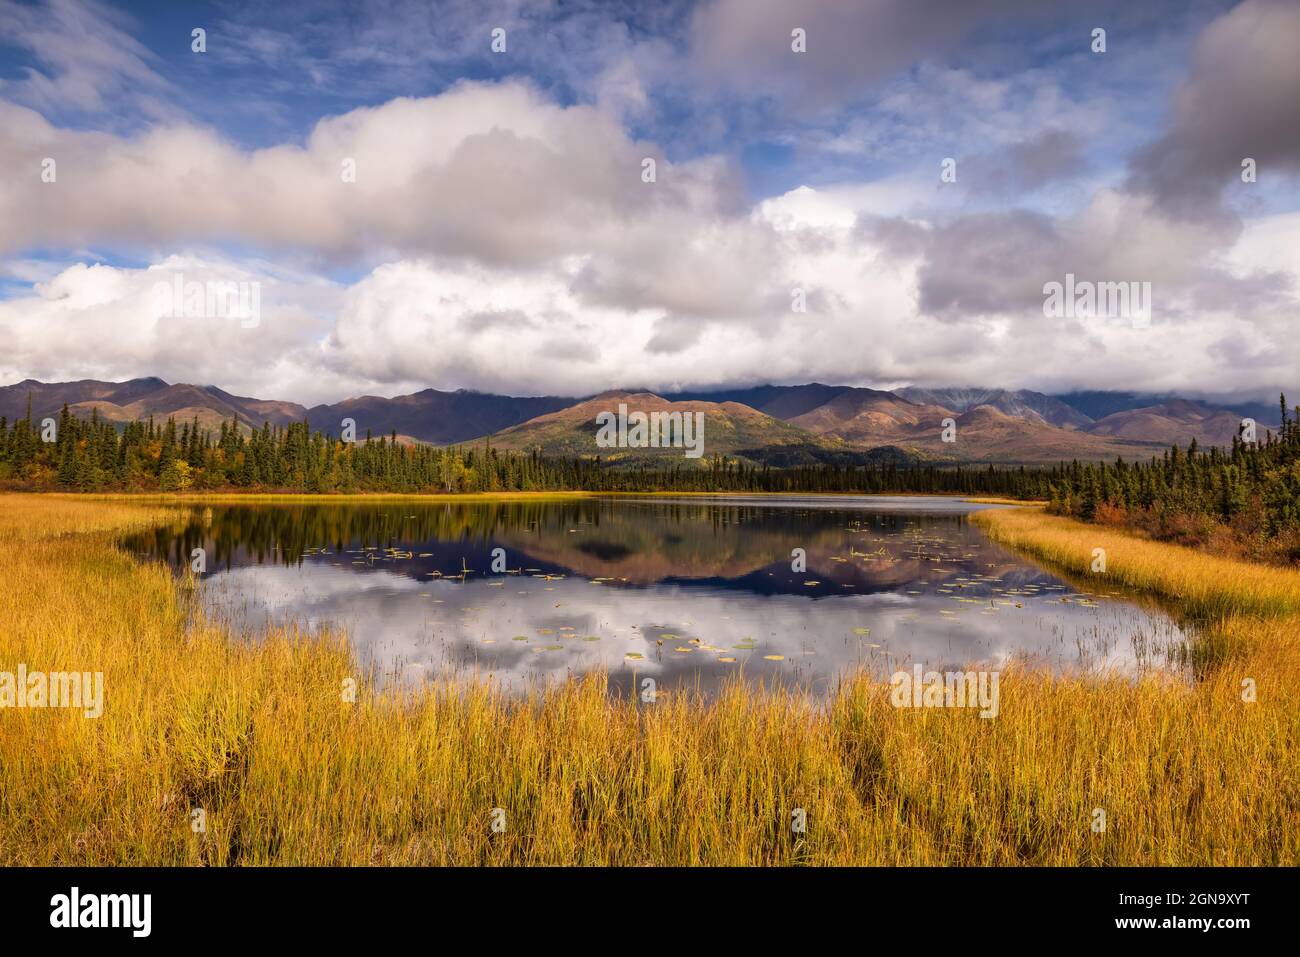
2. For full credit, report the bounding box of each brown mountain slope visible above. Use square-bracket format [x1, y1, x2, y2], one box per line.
[2, 377, 1272, 462]
[0, 377, 561, 441]
[69, 384, 308, 432]
[786, 397, 1169, 464]
[0, 377, 167, 422]
[486, 391, 844, 463]
[897, 386, 1095, 429]
[306, 388, 573, 445]
[891, 405, 1168, 463]
[787, 388, 953, 442]
[0, 378, 310, 433]
[1088, 400, 1248, 447]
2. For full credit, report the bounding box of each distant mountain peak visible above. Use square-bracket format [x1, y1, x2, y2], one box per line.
[0, 376, 1286, 460]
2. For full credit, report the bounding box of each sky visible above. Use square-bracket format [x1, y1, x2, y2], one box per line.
[1, 0, 1298, 405]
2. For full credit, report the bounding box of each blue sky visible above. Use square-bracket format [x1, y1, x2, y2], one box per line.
[0, 1, 1243, 194]
[1, 0, 1298, 403]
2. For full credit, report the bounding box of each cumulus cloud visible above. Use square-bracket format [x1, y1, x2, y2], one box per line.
[1, 0, 1298, 407]
[689, 0, 1050, 109]
[1126, 0, 1300, 216]
[3, 81, 747, 277]
[898, 189, 1242, 320]
[3, 178, 1297, 404]
[0, 256, 341, 402]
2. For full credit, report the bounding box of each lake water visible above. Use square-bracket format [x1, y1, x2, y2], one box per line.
[127, 495, 1193, 695]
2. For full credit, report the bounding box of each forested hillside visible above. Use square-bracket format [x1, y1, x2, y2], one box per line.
[2, 396, 1297, 564]
[1047, 396, 1300, 563]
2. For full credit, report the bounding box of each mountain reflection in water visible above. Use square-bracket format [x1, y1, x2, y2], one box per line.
[126, 496, 1194, 695]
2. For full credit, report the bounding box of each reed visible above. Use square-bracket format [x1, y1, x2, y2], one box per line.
[1, 494, 1295, 865]
[971, 506, 1300, 619]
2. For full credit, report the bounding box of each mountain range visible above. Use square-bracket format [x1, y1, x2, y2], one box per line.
[0, 377, 1284, 466]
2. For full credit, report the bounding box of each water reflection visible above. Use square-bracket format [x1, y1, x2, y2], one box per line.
[126, 496, 1193, 694]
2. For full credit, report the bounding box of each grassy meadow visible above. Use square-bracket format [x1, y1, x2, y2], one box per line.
[0, 493, 1296, 865]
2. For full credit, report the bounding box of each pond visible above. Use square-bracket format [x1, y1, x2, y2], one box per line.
[126, 495, 1194, 695]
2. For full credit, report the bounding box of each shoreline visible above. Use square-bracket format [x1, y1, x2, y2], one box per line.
[1, 495, 1294, 865]
[972, 507, 1300, 620]
[0, 489, 1047, 505]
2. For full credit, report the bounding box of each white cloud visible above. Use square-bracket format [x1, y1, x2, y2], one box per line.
[1, 80, 738, 272]
[0, 0, 173, 121]
[0, 256, 340, 402]
[4, 181, 1296, 404]
[2, 5, 1299, 405]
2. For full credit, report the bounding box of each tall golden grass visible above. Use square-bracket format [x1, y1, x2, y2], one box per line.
[972, 507, 1300, 620]
[61, 490, 599, 506]
[0, 493, 1295, 865]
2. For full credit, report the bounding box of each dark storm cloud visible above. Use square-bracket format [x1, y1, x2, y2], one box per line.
[1126, 0, 1300, 217]
[881, 196, 1283, 327]
[912, 211, 1063, 318]
[691, 0, 1049, 107]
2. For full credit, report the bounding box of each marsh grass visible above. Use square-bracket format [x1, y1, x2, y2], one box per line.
[1, 493, 1296, 865]
[971, 507, 1300, 620]
[68, 490, 599, 506]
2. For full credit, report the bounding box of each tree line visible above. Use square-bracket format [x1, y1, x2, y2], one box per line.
[1, 395, 1296, 561]
[0, 400, 1049, 496]
[1046, 395, 1299, 562]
